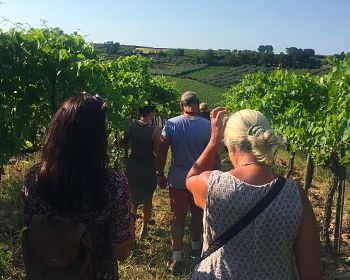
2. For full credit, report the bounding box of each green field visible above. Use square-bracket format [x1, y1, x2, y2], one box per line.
[288, 66, 332, 76]
[183, 65, 276, 87]
[149, 62, 206, 76]
[149, 55, 207, 76]
[165, 76, 228, 107]
[182, 49, 207, 57]
[182, 48, 231, 57]
[182, 66, 231, 80]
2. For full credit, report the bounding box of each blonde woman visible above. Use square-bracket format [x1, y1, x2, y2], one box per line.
[186, 107, 322, 279]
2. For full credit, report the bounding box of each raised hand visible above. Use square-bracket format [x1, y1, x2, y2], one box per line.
[209, 107, 228, 145]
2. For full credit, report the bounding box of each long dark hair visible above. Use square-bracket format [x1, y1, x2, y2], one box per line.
[38, 93, 108, 213]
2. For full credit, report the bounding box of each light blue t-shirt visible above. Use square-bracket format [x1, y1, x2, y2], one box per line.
[162, 115, 211, 189]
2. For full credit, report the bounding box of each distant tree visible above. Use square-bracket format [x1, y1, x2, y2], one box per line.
[277, 52, 286, 68]
[302, 49, 317, 68]
[207, 49, 214, 56]
[262, 53, 275, 66]
[204, 49, 215, 64]
[105, 41, 120, 54]
[334, 51, 345, 61]
[304, 49, 315, 57]
[285, 47, 320, 68]
[225, 52, 241, 66]
[156, 50, 166, 58]
[340, 51, 346, 60]
[258, 45, 274, 54]
[258, 45, 266, 53]
[285, 47, 299, 57]
[286, 47, 300, 67]
[173, 49, 184, 56]
[265, 45, 274, 54]
[247, 50, 259, 65]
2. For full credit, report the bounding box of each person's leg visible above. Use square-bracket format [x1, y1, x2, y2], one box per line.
[171, 212, 187, 252]
[189, 192, 203, 255]
[140, 196, 153, 238]
[169, 187, 189, 269]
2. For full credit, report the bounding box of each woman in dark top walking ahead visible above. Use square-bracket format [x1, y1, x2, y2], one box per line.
[22, 93, 135, 280]
[122, 104, 162, 238]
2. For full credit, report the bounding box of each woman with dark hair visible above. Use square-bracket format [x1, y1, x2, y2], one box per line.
[22, 93, 135, 279]
[121, 103, 161, 238]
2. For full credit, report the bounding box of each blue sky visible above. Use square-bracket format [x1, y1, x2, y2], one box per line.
[0, 0, 349, 55]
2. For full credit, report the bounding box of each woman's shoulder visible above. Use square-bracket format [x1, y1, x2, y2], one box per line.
[208, 170, 224, 180]
[207, 170, 238, 191]
[208, 170, 236, 182]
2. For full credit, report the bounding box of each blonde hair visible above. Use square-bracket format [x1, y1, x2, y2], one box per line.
[224, 109, 283, 164]
[199, 102, 208, 112]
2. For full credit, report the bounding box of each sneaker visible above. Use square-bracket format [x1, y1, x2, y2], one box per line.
[168, 260, 184, 275]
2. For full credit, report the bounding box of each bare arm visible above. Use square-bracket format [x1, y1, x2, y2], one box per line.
[156, 135, 170, 188]
[152, 126, 162, 171]
[186, 107, 227, 209]
[294, 186, 322, 279]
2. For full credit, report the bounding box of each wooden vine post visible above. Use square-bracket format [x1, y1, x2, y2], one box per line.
[322, 162, 339, 249]
[334, 149, 347, 251]
[286, 151, 296, 178]
[303, 154, 314, 193]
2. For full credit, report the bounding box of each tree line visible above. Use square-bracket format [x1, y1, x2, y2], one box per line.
[186, 45, 323, 69]
[98, 42, 334, 69]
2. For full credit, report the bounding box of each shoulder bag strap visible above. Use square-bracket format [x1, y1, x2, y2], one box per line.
[200, 176, 286, 262]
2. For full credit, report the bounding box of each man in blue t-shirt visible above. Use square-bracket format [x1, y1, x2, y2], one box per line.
[157, 91, 211, 274]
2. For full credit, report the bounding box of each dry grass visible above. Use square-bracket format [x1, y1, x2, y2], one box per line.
[0, 150, 350, 279]
[119, 188, 193, 279]
[0, 154, 37, 279]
